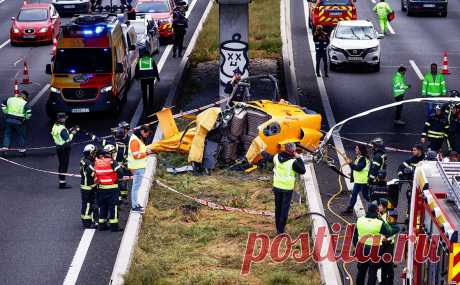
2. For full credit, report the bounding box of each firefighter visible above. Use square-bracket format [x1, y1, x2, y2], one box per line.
[343, 144, 370, 214]
[448, 106, 460, 153]
[392, 66, 410, 125]
[51, 112, 79, 189]
[1, 90, 31, 154]
[172, 8, 188, 58]
[369, 137, 387, 185]
[373, 0, 392, 36]
[353, 203, 398, 285]
[421, 104, 449, 152]
[94, 148, 124, 232]
[313, 25, 329, 78]
[369, 171, 388, 204]
[380, 209, 399, 285]
[115, 121, 131, 202]
[397, 144, 425, 180]
[136, 44, 160, 113]
[80, 144, 97, 229]
[422, 63, 447, 117]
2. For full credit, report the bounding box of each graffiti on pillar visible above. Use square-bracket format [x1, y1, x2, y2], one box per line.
[219, 33, 249, 85]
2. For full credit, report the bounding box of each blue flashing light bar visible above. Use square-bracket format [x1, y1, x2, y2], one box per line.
[95, 26, 105, 34]
[82, 30, 93, 35]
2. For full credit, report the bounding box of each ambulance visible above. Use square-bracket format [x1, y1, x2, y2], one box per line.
[404, 161, 460, 284]
[45, 14, 132, 117]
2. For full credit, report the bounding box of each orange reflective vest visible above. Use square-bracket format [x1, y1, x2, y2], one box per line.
[94, 158, 118, 188]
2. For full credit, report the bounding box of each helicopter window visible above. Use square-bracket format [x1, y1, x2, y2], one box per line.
[263, 122, 281, 137]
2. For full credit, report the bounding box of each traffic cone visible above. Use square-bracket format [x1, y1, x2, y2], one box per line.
[14, 80, 19, 96]
[441, 51, 450, 75]
[22, 61, 30, 84]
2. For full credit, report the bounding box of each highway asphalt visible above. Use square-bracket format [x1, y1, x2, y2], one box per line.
[290, 0, 460, 283]
[0, 0, 209, 284]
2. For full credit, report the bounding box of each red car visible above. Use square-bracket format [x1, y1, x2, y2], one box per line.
[10, 3, 61, 45]
[135, 0, 176, 38]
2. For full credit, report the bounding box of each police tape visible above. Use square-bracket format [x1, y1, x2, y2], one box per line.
[0, 156, 81, 177]
[155, 179, 275, 217]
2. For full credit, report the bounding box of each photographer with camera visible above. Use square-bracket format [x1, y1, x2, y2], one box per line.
[51, 112, 79, 189]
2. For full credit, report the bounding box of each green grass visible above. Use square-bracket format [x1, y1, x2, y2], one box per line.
[125, 159, 321, 285]
[191, 0, 282, 64]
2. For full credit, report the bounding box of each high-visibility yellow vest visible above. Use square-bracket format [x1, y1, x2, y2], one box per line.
[373, 2, 392, 18]
[392, 72, 409, 97]
[357, 217, 383, 246]
[127, 134, 147, 170]
[139, 56, 153, 70]
[353, 156, 370, 184]
[51, 123, 73, 146]
[273, 154, 296, 191]
[2, 96, 30, 119]
[422, 73, 447, 97]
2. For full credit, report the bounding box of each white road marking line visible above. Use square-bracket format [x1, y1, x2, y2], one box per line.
[387, 23, 395, 34]
[13, 57, 23, 66]
[0, 0, 7, 4]
[303, 0, 366, 217]
[29, 83, 50, 107]
[62, 229, 96, 285]
[409, 59, 424, 80]
[129, 0, 197, 127]
[0, 39, 10, 49]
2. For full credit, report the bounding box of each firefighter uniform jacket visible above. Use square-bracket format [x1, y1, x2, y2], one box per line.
[369, 149, 387, 184]
[80, 156, 95, 190]
[422, 115, 449, 141]
[397, 154, 425, 178]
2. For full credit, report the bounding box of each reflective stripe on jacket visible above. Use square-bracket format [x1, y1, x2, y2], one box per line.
[422, 73, 447, 97]
[373, 2, 392, 18]
[2, 96, 31, 119]
[353, 156, 370, 184]
[273, 154, 296, 191]
[95, 157, 118, 188]
[128, 134, 147, 170]
[392, 72, 409, 97]
[80, 157, 96, 190]
[356, 217, 383, 246]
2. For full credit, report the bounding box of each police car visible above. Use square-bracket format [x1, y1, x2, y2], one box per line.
[328, 20, 382, 71]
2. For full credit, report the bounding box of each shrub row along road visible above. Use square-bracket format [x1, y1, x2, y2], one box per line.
[0, 0, 210, 284]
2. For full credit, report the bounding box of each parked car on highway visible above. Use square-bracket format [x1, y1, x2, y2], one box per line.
[10, 3, 61, 45]
[401, 0, 447, 17]
[135, 0, 176, 39]
[308, 0, 357, 31]
[130, 18, 160, 54]
[52, 0, 91, 15]
[328, 20, 382, 71]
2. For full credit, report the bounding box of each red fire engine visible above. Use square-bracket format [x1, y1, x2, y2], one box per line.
[404, 161, 460, 285]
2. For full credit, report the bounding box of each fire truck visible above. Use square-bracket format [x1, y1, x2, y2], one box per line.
[404, 161, 460, 285]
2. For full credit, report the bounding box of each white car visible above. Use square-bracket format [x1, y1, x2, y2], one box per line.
[121, 23, 139, 81]
[130, 18, 160, 55]
[52, 0, 91, 15]
[328, 20, 382, 71]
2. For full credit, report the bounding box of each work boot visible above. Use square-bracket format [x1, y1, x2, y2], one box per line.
[324, 73, 328, 78]
[394, 119, 406, 126]
[172, 53, 176, 58]
[316, 73, 321, 77]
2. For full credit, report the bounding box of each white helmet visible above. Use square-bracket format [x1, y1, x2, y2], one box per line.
[83, 144, 96, 154]
[103, 144, 116, 153]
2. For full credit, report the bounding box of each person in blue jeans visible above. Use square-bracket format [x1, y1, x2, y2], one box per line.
[1, 91, 31, 154]
[342, 144, 370, 214]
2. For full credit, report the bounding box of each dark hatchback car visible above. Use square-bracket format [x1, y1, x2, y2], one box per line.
[401, 0, 447, 16]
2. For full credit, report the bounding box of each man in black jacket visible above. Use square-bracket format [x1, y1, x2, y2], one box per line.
[421, 104, 449, 152]
[80, 144, 97, 228]
[313, 25, 329, 78]
[368, 137, 387, 185]
[172, 9, 188, 58]
[263, 143, 306, 234]
[397, 144, 425, 180]
[448, 106, 460, 153]
[136, 44, 160, 113]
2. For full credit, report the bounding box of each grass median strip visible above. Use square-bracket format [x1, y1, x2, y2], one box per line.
[125, 153, 320, 284]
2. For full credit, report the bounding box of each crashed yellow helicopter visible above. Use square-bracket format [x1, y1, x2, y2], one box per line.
[148, 75, 323, 170]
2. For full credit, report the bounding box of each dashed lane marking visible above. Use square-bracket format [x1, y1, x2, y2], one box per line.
[409, 59, 424, 80]
[62, 229, 96, 285]
[0, 39, 10, 49]
[29, 83, 50, 107]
